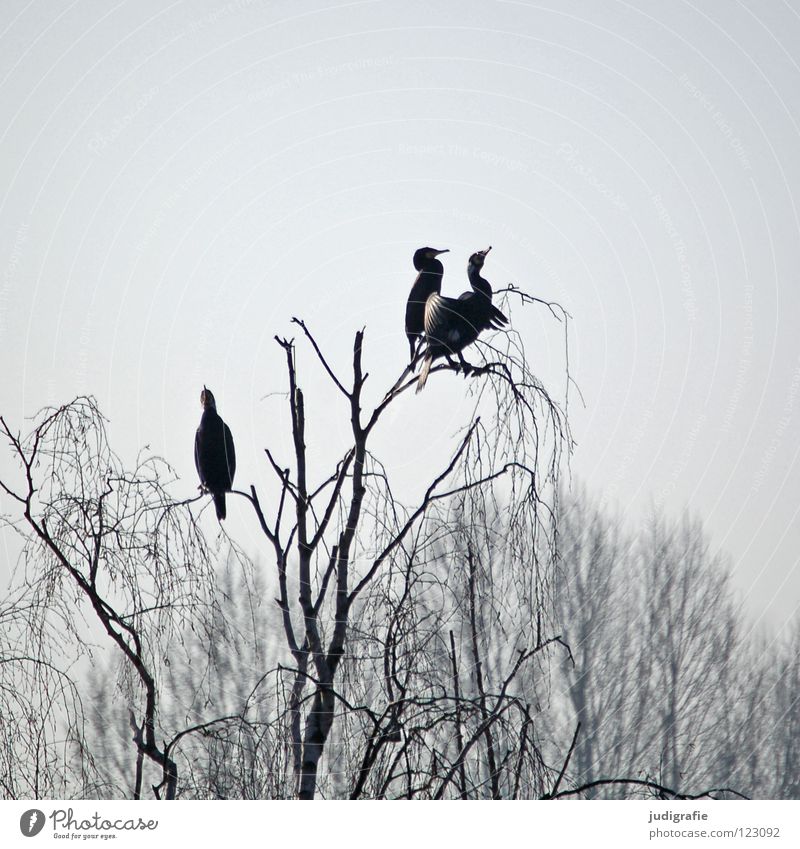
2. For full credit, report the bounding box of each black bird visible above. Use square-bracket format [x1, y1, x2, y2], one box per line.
[405, 247, 449, 363]
[194, 386, 236, 520]
[416, 247, 507, 392]
[465, 245, 508, 333]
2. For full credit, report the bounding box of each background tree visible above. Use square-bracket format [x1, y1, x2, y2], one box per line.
[770, 622, 800, 799]
[547, 489, 784, 800]
[0, 399, 239, 798]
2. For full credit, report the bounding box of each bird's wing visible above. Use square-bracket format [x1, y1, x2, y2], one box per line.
[405, 277, 421, 333]
[459, 292, 508, 332]
[453, 292, 482, 334]
[405, 300, 421, 342]
[489, 303, 509, 328]
[194, 427, 203, 480]
[223, 422, 236, 485]
[424, 293, 473, 349]
[423, 293, 452, 337]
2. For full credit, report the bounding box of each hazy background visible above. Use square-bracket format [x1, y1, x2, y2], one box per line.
[0, 0, 798, 631]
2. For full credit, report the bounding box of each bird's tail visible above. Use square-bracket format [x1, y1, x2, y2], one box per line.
[213, 492, 227, 521]
[416, 355, 433, 393]
[408, 336, 423, 371]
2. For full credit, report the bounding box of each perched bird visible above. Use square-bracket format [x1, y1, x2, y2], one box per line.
[465, 246, 508, 332]
[416, 247, 507, 392]
[194, 386, 236, 520]
[405, 247, 449, 363]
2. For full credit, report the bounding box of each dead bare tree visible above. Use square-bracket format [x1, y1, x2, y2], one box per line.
[237, 300, 571, 798]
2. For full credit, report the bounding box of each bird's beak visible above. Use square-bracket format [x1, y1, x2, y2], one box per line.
[479, 246, 492, 256]
[434, 249, 449, 256]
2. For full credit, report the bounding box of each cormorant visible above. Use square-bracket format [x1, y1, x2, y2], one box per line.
[194, 386, 236, 520]
[405, 247, 449, 363]
[416, 247, 508, 392]
[465, 245, 508, 333]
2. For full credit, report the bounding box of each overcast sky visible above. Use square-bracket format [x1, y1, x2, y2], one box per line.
[1, 0, 798, 631]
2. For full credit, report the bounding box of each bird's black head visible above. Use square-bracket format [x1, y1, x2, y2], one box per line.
[200, 386, 217, 410]
[413, 247, 449, 270]
[468, 246, 492, 270]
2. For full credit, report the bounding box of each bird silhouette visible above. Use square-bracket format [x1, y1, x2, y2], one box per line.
[194, 386, 236, 520]
[463, 245, 508, 333]
[416, 247, 507, 392]
[405, 247, 449, 364]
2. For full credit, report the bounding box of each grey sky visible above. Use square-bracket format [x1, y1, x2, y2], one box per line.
[1, 0, 798, 630]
